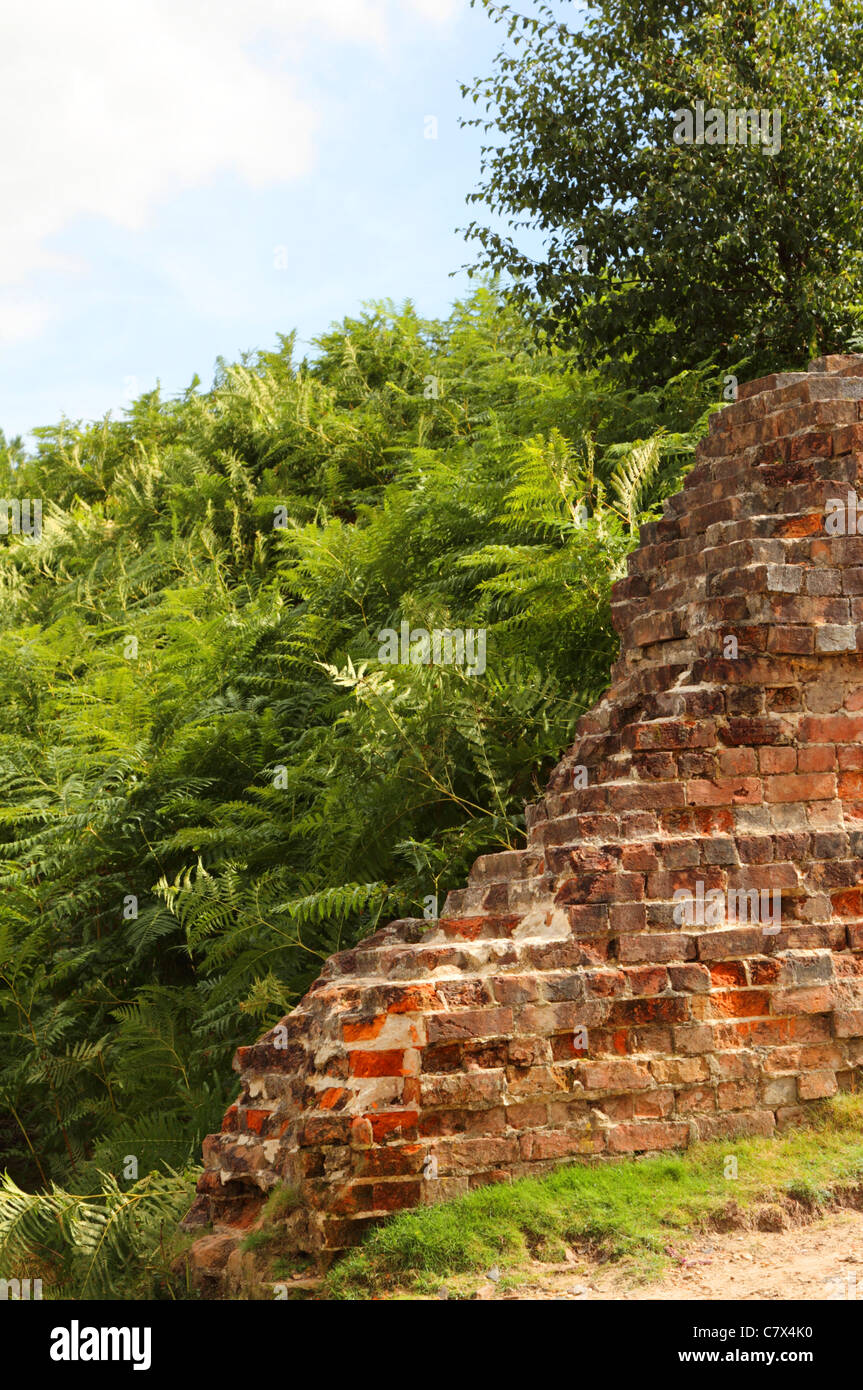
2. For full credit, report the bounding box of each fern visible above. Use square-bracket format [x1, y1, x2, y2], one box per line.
[0, 286, 720, 1293]
[0, 1169, 196, 1300]
[607, 433, 664, 528]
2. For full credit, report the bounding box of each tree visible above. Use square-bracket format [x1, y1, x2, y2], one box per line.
[462, 0, 863, 386]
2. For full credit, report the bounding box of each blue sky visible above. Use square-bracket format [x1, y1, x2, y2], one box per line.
[0, 0, 563, 442]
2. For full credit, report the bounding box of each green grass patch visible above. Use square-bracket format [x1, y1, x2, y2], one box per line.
[239, 1183, 306, 1256]
[260, 1184, 303, 1221]
[326, 1093, 863, 1299]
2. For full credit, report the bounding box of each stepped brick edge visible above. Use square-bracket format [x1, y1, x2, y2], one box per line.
[182, 354, 863, 1295]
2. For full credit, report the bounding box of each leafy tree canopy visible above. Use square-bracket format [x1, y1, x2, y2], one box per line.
[462, 0, 863, 384]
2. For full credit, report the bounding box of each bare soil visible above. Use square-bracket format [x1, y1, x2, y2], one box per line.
[470, 1209, 863, 1301]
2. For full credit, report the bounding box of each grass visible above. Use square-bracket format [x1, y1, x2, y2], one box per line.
[261, 1184, 303, 1220]
[325, 1092, 863, 1299]
[239, 1184, 304, 1254]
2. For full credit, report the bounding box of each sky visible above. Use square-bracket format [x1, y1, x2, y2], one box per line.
[0, 0, 559, 443]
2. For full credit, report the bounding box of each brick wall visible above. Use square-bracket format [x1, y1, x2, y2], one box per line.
[183, 354, 863, 1289]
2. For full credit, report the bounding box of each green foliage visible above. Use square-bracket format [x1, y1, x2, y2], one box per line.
[0, 1167, 195, 1299]
[462, 0, 863, 385]
[0, 286, 719, 1294]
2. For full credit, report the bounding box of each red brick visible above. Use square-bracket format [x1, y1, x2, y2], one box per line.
[697, 928, 763, 959]
[798, 745, 836, 773]
[717, 1081, 758, 1109]
[607, 997, 690, 1026]
[355, 1144, 424, 1178]
[771, 986, 833, 1015]
[519, 1129, 606, 1160]
[720, 747, 759, 775]
[343, 1015, 387, 1043]
[577, 1059, 653, 1092]
[687, 778, 762, 806]
[348, 1050, 408, 1077]
[242, 1108, 270, 1134]
[797, 1070, 838, 1100]
[801, 713, 863, 742]
[491, 975, 540, 1004]
[833, 889, 863, 917]
[709, 961, 747, 987]
[764, 773, 836, 802]
[299, 1115, 351, 1146]
[439, 1137, 520, 1173]
[585, 969, 627, 997]
[319, 1087, 347, 1110]
[710, 989, 770, 1018]
[425, 1008, 513, 1043]
[673, 1024, 715, 1054]
[834, 1010, 863, 1036]
[758, 746, 797, 774]
[372, 1180, 423, 1211]
[607, 1122, 689, 1153]
[749, 959, 782, 985]
[676, 1086, 716, 1114]
[695, 1110, 775, 1141]
[369, 1111, 419, 1142]
[668, 964, 711, 993]
[624, 966, 669, 995]
[618, 933, 693, 963]
[505, 1101, 548, 1128]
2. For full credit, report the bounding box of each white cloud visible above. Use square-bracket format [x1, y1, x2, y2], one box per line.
[0, 297, 53, 349]
[0, 0, 460, 340]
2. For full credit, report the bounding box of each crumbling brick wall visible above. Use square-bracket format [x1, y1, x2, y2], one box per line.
[184, 354, 863, 1287]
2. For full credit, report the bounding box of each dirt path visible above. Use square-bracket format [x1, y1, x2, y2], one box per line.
[462, 1210, 863, 1301]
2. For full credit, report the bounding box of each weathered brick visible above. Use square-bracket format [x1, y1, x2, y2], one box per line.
[576, 1059, 654, 1092]
[348, 1050, 409, 1078]
[419, 1073, 503, 1108]
[765, 773, 836, 802]
[607, 1122, 689, 1153]
[675, 1086, 716, 1115]
[649, 1056, 710, 1085]
[762, 1076, 798, 1107]
[834, 1010, 863, 1036]
[673, 1024, 715, 1055]
[797, 1069, 838, 1100]
[697, 928, 764, 960]
[668, 963, 711, 993]
[519, 1128, 606, 1160]
[770, 986, 833, 1015]
[710, 989, 770, 1018]
[607, 997, 690, 1026]
[694, 1110, 775, 1141]
[618, 932, 694, 963]
[425, 1008, 513, 1043]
